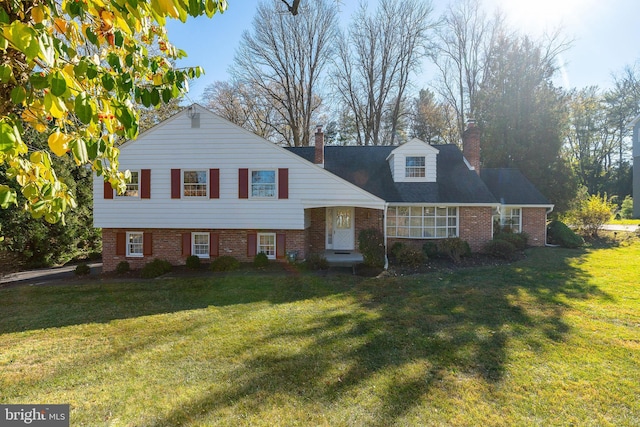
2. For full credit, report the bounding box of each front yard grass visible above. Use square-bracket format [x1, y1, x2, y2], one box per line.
[1, 242, 639, 426]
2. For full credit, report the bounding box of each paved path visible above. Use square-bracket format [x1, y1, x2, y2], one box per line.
[0, 263, 102, 288]
[601, 224, 639, 232]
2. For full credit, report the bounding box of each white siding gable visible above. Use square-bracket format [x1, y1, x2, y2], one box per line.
[386, 138, 439, 183]
[94, 105, 384, 230]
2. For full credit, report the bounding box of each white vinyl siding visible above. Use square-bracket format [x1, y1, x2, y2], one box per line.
[94, 107, 384, 230]
[387, 206, 458, 238]
[257, 233, 276, 259]
[192, 232, 210, 258]
[387, 139, 438, 183]
[126, 232, 144, 257]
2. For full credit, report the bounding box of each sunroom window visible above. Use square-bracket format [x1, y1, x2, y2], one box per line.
[387, 206, 458, 238]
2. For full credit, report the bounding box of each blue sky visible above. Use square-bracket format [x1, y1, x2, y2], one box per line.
[166, 0, 640, 102]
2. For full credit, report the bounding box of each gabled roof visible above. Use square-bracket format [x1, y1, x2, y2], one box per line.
[287, 144, 499, 204]
[480, 168, 552, 206]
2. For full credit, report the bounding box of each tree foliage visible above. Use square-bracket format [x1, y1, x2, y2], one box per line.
[564, 193, 615, 237]
[0, 0, 227, 227]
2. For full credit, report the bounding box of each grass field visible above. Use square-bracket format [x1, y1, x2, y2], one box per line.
[1, 241, 639, 426]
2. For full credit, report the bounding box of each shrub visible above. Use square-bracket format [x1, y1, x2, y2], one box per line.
[210, 255, 240, 272]
[185, 255, 201, 270]
[305, 253, 329, 270]
[438, 238, 470, 264]
[115, 261, 130, 274]
[547, 220, 583, 248]
[620, 196, 634, 219]
[494, 232, 528, 250]
[253, 252, 270, 268]
[74, 263, 91, 276]
[389, 242, 405, 262]
[395, 245, 425, 267]
[484, 239, 517, 260]
[422, 241, 439, 258]
[566, 193, 615, 237]
[140, 259, 172, 278]
[358, 228, 385, 268]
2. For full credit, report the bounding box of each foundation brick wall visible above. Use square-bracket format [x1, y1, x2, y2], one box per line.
[522, 207, 548, 246]
[102, 228, 305, 272]
[306, 208, 326, 256]
[458, 206, 494, 252]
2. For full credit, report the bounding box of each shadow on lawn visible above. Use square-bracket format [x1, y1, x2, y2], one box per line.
[145, 247, 611, 426]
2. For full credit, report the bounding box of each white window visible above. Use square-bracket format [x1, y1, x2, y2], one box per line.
[192, 232, 210, 258]
[387, 206, 458, 238]
[257, 233, 276, 259]
[118, 171, 139, 197]
[183, 170, 207, 197]
[405, 156, 426, 178]
[126, 232, 144, 257]
[494, 207, 521, 233]
[251, 170, 276, 198]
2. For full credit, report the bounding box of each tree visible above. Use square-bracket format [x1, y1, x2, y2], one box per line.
[0, 0, 227, 227]
[232, 0, 338, 147]
[476, 33, 576, 211]
[409, 88, 457, 144]
[430, 0, 503, 140]
[331, 0, 434, 146]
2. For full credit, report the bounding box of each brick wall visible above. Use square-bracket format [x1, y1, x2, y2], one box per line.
[102, 228, 306, 272]
[354, 208, 384, 243]
[459, 206, 494, 251]
[306, 208, 326, 255]
[522, 207, 548, 246]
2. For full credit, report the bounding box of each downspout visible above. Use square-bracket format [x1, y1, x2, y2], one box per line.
[383, 203, 389, 270]
[545, 206, 555, 247]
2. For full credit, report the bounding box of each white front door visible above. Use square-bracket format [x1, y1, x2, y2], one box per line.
[326, 207, 355, 250]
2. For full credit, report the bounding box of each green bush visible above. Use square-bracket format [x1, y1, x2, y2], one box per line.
[438, 238, 470, 264]
[422, 241, 439, 258]
[115, 261, 130, 274]
[566, 193, 615, 237]
[210, 255, 240, 272]
[494, 232, 528, 250]
[305, 253, 329, 270]
[620, 196, 634, 219]
[140, 259, 172, 279]
[74, 263, 91, 276]
[185, 255, 201, 270]
[484, 239, 517, 260]
[395, 245, 425, 267]
[390, 242, 405, 260]
[358, 228, 385, 268]
[547, 220, 583, 248]
[253, 252, 270, 268]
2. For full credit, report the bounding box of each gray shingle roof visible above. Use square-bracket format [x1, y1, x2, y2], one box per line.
[480, 168, 552, 205]
[287, 144, 550, 206]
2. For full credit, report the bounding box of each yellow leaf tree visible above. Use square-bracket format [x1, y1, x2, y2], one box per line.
[0, 0, 227, 224]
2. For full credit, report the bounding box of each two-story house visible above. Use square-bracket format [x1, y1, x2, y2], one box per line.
[94, 104, 553, 271]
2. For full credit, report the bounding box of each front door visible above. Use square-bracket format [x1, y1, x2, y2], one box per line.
[326, 207, 355, 250]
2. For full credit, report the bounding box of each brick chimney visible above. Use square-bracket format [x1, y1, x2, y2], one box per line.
[314, 124, 324, 167]
[462, 119, 481, 175]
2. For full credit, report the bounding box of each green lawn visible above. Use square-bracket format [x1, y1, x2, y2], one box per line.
[1, 243, 639, 426]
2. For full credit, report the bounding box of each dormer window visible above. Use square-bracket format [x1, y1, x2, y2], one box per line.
[405, 156, 425, 178]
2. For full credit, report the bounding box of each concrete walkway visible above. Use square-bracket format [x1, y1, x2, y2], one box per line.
[601, 224, 639, 232]
[0, 262, 102, 287]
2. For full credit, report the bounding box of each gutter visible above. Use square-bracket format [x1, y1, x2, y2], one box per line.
[383, 203, 389, 270]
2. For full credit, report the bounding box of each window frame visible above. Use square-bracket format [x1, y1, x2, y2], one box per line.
[250, 169, 277, 199]
[495, 207, 522, 233]
[405, 156, 426, 178]
[116, 170, 140, 198]
[183, 170, 208, 198]
[126, 232, 144, 257]
[191, 232, 210, 259]
[257, 233, 276, 259]
[387, 206, 458, 239]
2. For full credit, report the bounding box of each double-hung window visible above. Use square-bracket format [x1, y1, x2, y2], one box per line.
[257, 233, 276, 259]
[126, 232, 144, 257]
[192, 232, 210, 258]
[183, 170, 207, 197]
[405, 156, 426, 178]
[117, 171, 139, 197]
[495, 207, 521, 233]
[251, 170, 276, 198]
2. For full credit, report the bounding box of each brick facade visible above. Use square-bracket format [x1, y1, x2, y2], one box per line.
[521, 207, 548, 246]
[102, 228, 305, 272]
[458, 206, 494, 251]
